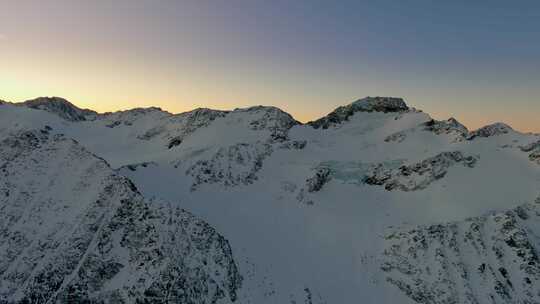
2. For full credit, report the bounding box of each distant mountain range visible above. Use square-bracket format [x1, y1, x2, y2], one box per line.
[1, 96, 539, 303]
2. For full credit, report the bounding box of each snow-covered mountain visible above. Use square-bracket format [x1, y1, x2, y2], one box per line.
[1, 96, 539, 303]
[0, 130, 241, 303]
[14, 97, 98, 121]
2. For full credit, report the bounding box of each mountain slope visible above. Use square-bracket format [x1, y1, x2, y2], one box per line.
[0, 131, 241, 303]
[308, 96, 409, 129]
[382, 201, 540, 304]
[16, 97, 98, 121]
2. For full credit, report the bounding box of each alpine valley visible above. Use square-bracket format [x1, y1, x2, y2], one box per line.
[1, 96, 539, 304]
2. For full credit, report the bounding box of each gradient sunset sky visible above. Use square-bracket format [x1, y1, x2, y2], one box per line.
[1, 1, 539, 131]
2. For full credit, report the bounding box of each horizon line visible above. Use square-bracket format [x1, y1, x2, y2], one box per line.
[3, 95, 539, 135]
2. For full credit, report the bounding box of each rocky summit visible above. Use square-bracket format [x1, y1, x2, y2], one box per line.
[309, 96, 409, 129]
[0, 96, 539, 303]
[17, 97, 98, 121]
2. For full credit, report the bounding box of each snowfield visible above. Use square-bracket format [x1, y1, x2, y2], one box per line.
[1, 96, 539, 303]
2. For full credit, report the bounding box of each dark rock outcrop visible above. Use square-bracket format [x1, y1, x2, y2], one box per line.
[186, 142, 273, 191]
[468, 123, 513, 140]
[19, 97, 97, 121]
[386, 118, 469, 143]
[118, 161, 158, 172]
[280, 140, 307, 150]
[181, 107, 302, 190]
[384, 130, 409, 143]
[423, 117, 469, 139]
[309, 97, 409, 129]
[364, 152, 477, 191]
[519, 140, 540, 165]
[520, 140, 540, 153]
[138, 108, 228, 149]
[296, 168, 332, 205]
[529, 151, 540, 165]
[102, 107, 167, 128]
[238, 106, 301, 142]
[305, 168, 332, 193]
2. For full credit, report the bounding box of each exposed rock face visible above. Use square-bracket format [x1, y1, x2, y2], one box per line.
[279, 140, 307, 150]
[19, 97, 97, 121]
[305, 168, 332, 193]
[468, 123, 513, 140]
[529, 151, 540, 165]
[102, 107, 167, 128]
[138, 108, 229, 148]
[117, 161, 158, 172]
[0, 131, 242, 303]
[296, 168, 332, 205]
[384, 130, 408, 143]
[238, 106, 301, 142]
[309, 97, 409, 129]
[423, 118, 469, 139]
[520, 140, 540, 153]
[364, 152, 477, 191]
[384, 118, 469, 143]
[186, 142, 273, 191]
[142, 106, 299, 150]
[168, 108, 229, 145]
[182, 107, 301, 190]
[382, 202, 540, 304]
[520, 140, 540, 165]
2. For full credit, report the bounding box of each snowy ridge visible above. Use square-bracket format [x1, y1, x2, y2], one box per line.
[0, 131, 241, 303]
[237, 105, 300, 141]
[423, 118, 469, 140]
[384, 117, 470, 144]
[101, 107, 168, 128]
[520, 139, 540, 165]
[308, 96, 409, 129]
[186, 142, 273, 191]
[16, 97, 97, 121]
[181, 106, 300, 190]
[382, 201, 540, 304]
[1, 95, 540, 303]
[136, 108, 228, 149]
[468, 123, 514, 140]
[364, 151, 478, 191]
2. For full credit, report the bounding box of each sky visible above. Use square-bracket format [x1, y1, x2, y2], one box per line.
[0, 0, 539, 131]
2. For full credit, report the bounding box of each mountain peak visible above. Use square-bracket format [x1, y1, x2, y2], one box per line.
[244, 105, 301, 127]
[103, 106, 166, 115]
[180, 107, 229, 117]
[309, 96, 409, 129]
[19, 96, 97, 121]
[351, 96, 409, 112]
[468, 122, 514, 139]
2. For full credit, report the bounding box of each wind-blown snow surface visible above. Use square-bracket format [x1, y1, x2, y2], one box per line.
[1, 96, 540, 303]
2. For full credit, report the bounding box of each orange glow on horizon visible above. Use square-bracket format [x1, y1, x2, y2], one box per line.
[1, 39, 538, 133]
